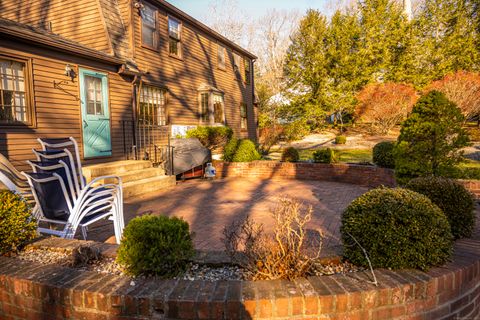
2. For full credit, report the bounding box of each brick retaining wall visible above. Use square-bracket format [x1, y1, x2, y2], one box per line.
[214, 161, 480, 198]
[1, 238, 480, 319]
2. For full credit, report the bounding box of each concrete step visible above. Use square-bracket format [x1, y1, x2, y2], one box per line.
[123, 175, 177, 198]
[83, 160, 152, 182]
[99, 167, 166, 184]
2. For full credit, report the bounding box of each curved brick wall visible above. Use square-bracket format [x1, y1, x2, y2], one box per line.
[1, 238, 480, 319]
[214, 161, 480, 198]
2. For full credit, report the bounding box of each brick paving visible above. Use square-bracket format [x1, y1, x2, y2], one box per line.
[89, 178, 369, 256]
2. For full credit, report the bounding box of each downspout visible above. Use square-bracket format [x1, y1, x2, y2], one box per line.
[131, 75, 140, 160]
[251, 58, 258, 142]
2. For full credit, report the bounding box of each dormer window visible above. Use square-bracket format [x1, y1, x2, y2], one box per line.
[141, 3, 158, 49]
[168, 16, 182, 58]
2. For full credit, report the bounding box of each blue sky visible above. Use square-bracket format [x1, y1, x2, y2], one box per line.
[166, 0, 330, 21]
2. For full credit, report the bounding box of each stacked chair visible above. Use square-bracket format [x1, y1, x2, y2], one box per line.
[1, 137, 124, 244]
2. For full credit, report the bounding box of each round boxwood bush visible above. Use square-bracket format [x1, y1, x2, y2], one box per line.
[406, 176, 475, 239]
[312, 148, 336, 163]
[373, 141, 395, 169]
[0, 190, 37, 255]
[341, 187, 453, 271]
[335, 135, 347, 145]
[232, 139, 261, 162]
[116, 215, 194, 277]
[223, 138, 239, 162]
[281, 147, 300, 162]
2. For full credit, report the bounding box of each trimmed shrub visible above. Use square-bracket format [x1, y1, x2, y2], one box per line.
[373, 141, 395, 169]
[394, 90, 470, 185]
[186, 126, 233, 150]
[335, 135, 347, 145]
[341, 187, 453, 271]
[406, 177, 475, 239]
[116, 215, 194, 277]
[312, 148, 336, 163]
[232, 139, 262, 162]
[0, 190, 37, 255]
[281, 147, 300, 162]
[223, 138, 239, 162]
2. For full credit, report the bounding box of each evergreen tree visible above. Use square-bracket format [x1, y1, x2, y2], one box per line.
[394, 90, 470, 184]
[414, 0, 479, 86]
[324, 10, 363, 125]
[357, 0, 412, 83]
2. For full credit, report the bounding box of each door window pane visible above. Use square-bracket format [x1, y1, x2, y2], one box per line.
[85, 75, 104, 116]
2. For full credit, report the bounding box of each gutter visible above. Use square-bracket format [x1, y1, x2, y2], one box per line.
[0, 27, 124, 66]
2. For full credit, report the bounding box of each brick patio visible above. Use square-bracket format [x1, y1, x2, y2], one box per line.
[89, 178, 369, 256]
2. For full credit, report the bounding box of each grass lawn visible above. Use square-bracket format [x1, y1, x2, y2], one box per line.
[298, 148, 372, 163]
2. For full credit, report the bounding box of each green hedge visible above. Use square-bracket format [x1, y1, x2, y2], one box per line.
[186, 126, 233, 150]
[312, 148, 336, 163]
[0, 190, 37, 255]
[281, 147, 300, 162]
[335, 135, 347, 145]
[341, 187, 453, 270]
[406, 177, 475, 239]
[223, 138, 261, 162]
[116, 215, 194, 277]
[373, 141, 395, 169]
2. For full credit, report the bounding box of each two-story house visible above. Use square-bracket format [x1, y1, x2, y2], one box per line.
[0, 0, 257, 173]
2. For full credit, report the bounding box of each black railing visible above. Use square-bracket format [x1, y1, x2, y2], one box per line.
[120, 120, 174, 175]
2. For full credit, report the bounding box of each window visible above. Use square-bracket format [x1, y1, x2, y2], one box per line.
[217, 44, 226, 70]
[141, 3, 158, 49]
[200, 92, 209, 123]
[85, 75, 104, 115]
[198, 90, 225, 125]
[240, 103, 247, 130]
[139, 85, 167, 126]
[0, 57, 31, 125]
[168, 16, 181, 57]
[212, 94, 224, 124]
[244, 58, 251, 85]
[233, 53, 242, 80]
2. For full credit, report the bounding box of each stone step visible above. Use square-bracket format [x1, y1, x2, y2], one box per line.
[83, 160, 152, 182]
[99, 167, 165, 184]
[123, 175, 177, 198]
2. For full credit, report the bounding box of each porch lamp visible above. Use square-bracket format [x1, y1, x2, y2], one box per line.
[64, 64, 77, 82]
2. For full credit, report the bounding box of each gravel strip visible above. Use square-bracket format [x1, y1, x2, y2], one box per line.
[16, 248, 362, 281]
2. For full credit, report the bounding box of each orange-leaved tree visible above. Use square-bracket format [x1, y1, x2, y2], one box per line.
[426, 71, 480, 122]
[355, 83, 418, 134]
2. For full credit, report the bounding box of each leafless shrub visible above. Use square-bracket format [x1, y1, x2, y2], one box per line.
[223, 197, 322, 280]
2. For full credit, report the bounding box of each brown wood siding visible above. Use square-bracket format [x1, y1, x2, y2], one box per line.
[0, 0, 112, 54]
[0, 39, 133, 171]
[131, 3, 257, 140]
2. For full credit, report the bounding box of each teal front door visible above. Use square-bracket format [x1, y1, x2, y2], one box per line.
[79, 68, 112, 158]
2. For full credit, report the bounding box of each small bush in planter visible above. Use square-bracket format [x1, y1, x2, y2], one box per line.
[116, 215, 194, 277]
[341, 187, 453, 271]
[281, 147, 300, 162]
[373, 141, 395, 169]
[223, 138, 239, 162]
[0, 190, 37, 255]
[406, 176, 475, 239]
[335, 135, 347, 145]
[312, 148, 336, 163]
[223, 138, 261, 162]
[186, 126, 233, 150]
